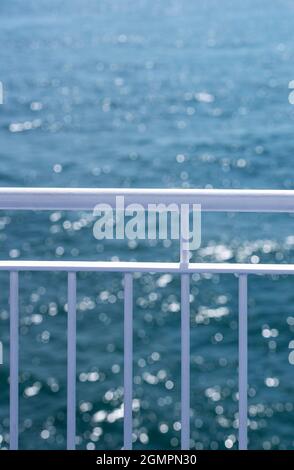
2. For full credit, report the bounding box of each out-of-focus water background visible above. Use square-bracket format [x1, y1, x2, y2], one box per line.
[1, 0, 294, 450]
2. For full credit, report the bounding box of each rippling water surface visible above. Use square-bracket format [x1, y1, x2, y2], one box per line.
[1, 0, 294, 450]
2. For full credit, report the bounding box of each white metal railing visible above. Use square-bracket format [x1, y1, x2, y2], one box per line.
[1, 188, 294, 451]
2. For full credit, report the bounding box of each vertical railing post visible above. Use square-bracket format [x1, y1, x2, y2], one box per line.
[180, 204, 190, 450]
[238, 274, 248, 450]
[124, 273, 133, 450]
[67, 272, 77, 450]
[10, 271, 19, 450]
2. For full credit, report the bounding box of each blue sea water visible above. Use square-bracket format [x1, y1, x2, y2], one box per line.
[1, 0, 294, 450]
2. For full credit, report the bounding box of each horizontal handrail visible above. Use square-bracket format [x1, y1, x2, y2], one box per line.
[0, 188, 293, 211]
[1, 260, 294, 274]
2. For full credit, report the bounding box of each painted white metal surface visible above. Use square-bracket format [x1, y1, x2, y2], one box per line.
[123, 274, 133, 450]
[238, 275, 248, 450]
[67, 272, 77, 450]
[0, 187, 293, 212]
[9, 272, 19, 450]
[3, 188, 294, 451]
[1, 260, 294, 274]
[181, 274, 190, 450]
[180, 204, 191, 449]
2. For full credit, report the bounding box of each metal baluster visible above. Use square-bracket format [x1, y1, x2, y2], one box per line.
[67, 272, 77, 450]
[180, 205, 190, 450]
[124, 273, 133, 449]
[10, 271, 19, 450]
[238, 274, 248, 450]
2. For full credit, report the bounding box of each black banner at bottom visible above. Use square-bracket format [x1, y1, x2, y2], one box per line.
[0, 450, 293, 466]
[0, 450, 294, 469]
